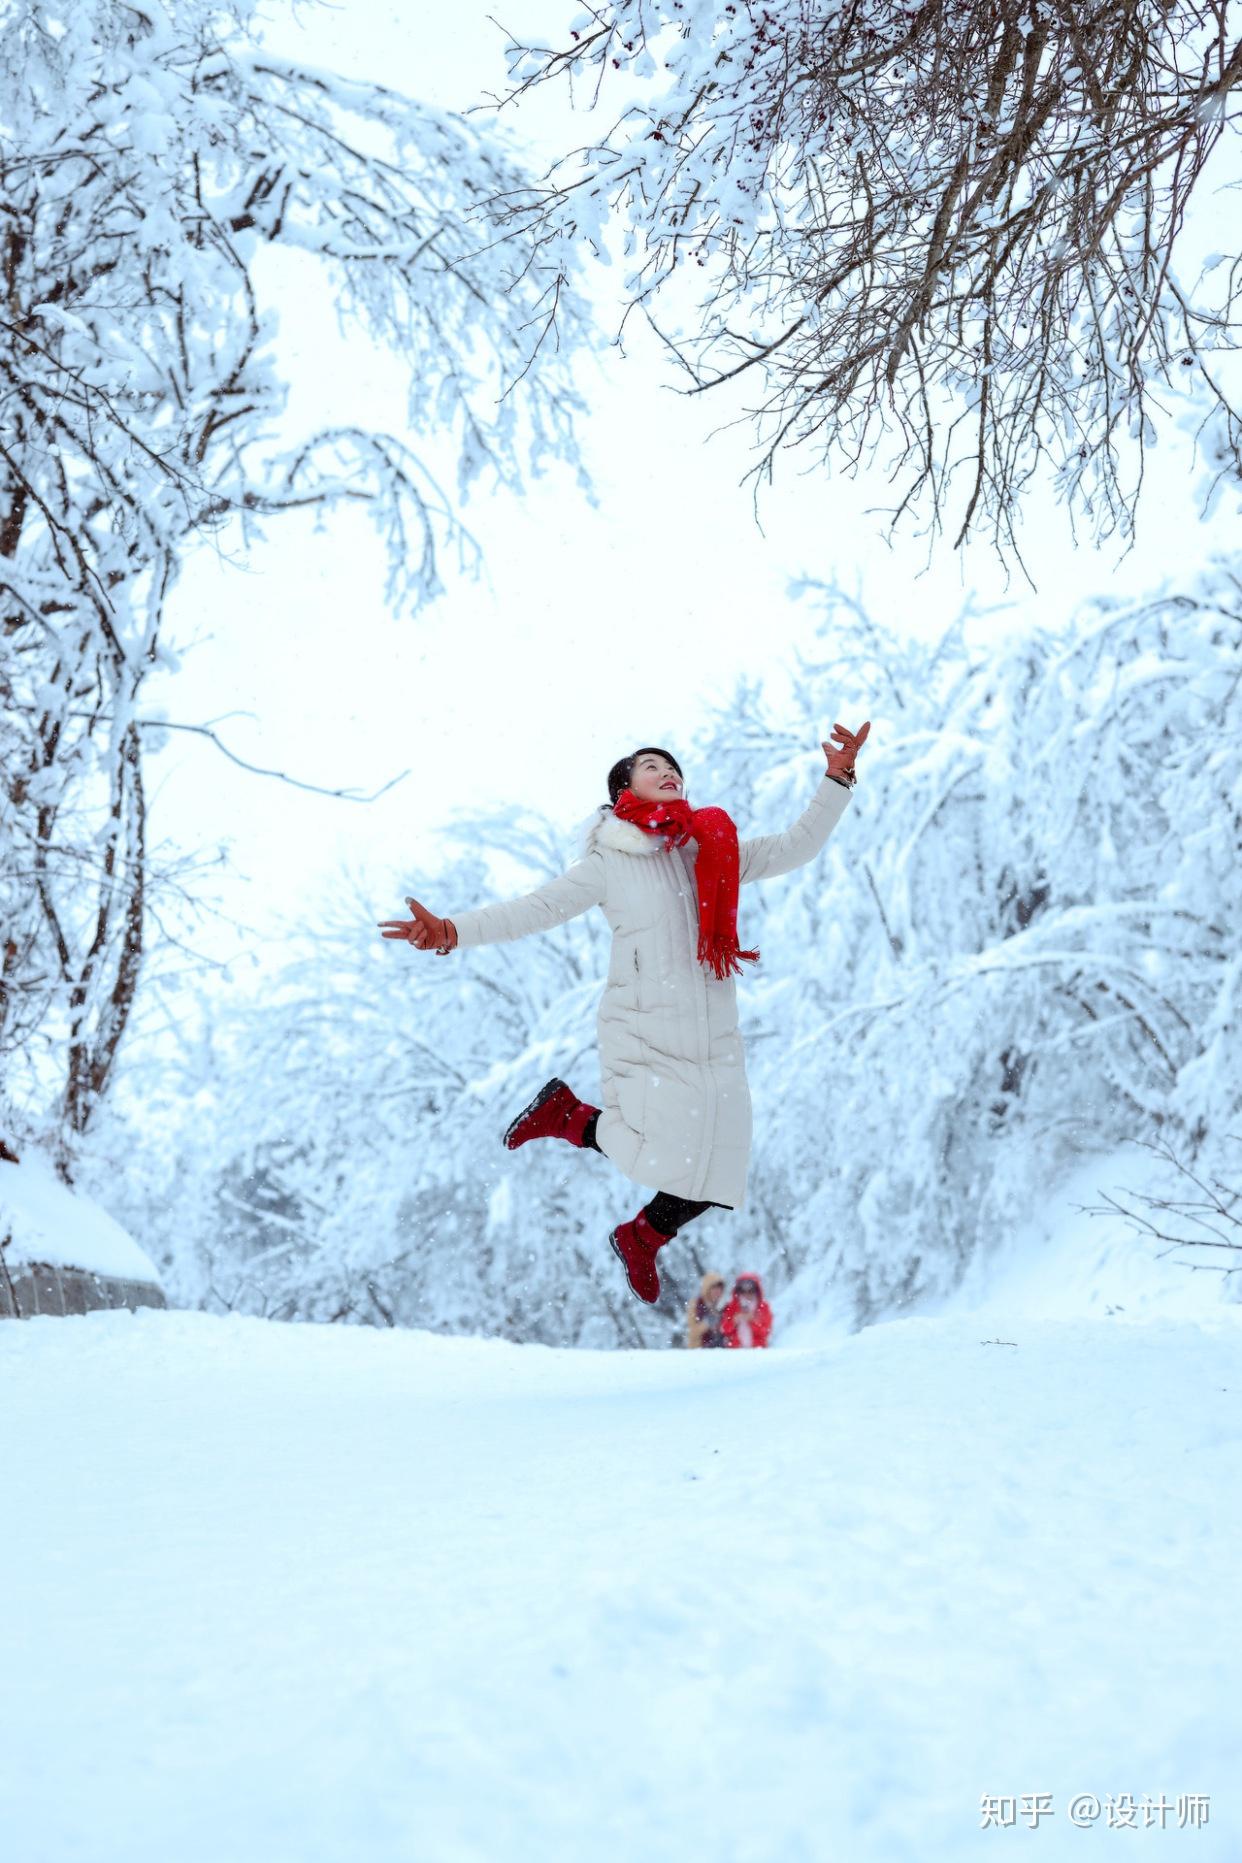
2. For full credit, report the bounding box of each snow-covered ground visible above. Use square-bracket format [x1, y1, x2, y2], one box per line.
[4, 1291, 1238, 1862]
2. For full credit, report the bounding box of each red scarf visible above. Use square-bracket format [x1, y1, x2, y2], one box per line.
[612, 789, 759, 981]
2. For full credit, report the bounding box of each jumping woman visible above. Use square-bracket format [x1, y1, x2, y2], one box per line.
[379, 721, 869, 1305]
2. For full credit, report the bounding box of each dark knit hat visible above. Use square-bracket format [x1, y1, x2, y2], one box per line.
[607, 746, 684, 806]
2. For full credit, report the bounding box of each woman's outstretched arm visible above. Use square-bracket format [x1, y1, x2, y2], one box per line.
[738, 720, 868, 886]
[737, 774, 853, 886]
[379, 850, 608, 955]
[451, 852, 606, 948]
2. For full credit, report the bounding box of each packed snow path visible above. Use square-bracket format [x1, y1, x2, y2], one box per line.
[4, 1309, 1238, 1862]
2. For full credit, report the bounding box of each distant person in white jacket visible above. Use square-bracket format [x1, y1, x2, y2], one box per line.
[380, 722, 868, 1307]
[687, 1272, 727, 1350]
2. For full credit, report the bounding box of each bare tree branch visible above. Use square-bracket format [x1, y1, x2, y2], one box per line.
[492, 0, 1242, 554]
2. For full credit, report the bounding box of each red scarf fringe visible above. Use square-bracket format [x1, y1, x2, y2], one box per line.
[612, 790, 760, 981]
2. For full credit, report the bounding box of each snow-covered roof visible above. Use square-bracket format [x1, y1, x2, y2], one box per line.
[0, 1150, 161, 1285]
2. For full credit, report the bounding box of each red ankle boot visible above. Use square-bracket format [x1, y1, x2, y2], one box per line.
[504, 1077, 599, 1151]
[609, 1210, 673, 1305]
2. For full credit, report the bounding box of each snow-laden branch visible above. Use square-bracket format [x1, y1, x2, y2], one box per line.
[87, 565, 1242, 1343]
[0, 0, 592, 1165]
[491, 0, 1242, 555]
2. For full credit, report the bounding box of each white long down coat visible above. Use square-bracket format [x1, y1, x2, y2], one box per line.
[450, 775, 852, 1210]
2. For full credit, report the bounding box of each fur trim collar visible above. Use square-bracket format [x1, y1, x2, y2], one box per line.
[578, 805, 666, 858]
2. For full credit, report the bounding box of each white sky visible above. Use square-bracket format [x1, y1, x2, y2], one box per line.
[145, 1, 1239, 971]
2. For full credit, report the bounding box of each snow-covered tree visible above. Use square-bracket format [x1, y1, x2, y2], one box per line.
[709, 566, 1241, 1322]
[496, 0, 1242, 554]
[0, 0, 588, 1170]
[90, 562, 1241, 1343]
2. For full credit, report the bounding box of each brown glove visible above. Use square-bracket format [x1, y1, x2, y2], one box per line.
[822, 719, 870, 787]
[377, 896, 458, 954]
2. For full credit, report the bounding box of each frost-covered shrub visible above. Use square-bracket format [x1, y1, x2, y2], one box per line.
[91, 569, 1240, 1341]
[722, 571, 1241, 1323]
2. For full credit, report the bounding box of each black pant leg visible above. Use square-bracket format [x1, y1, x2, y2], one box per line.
[643, 1191, 723, 1236]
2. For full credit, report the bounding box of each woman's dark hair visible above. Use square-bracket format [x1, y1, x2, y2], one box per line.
[607, 746, 683, 805]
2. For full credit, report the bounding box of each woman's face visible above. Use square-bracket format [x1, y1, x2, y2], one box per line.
[629, 752, 684, 803]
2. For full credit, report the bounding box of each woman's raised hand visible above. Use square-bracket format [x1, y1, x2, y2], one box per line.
[377, 896, 458, 954]
[822, 719, 870, 785]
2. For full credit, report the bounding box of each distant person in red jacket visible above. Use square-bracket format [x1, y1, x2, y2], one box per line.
[721, 1273, 772, 1349]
